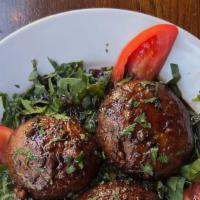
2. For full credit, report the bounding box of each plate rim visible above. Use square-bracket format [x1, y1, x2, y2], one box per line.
[0, 8, 199, 47]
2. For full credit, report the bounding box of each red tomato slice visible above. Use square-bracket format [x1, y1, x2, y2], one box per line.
[0, 125, 13, 164]
[112, 24, 178, 83]
[184, 183, 200, 200]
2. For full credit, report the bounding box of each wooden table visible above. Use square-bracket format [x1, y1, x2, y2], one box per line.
[0, 0, 200, 40]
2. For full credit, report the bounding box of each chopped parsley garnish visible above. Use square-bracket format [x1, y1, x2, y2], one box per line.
[120, 123, 136, 136]
[181, 158, 200, 181]
[128, 98, 140, 107]
[66, 165, 76, 175]
[13, 147, 36, 164]
[50, 114, 70, 121]
[64, 156, 73, 165]
[38, 128, 46, 136]
[166, 176, 185, 200]
[35, 167, 46, 173]
[65, 152, 85, 175]
[48, 77, 55, 96]
[49, 136, 66, 144]
[36, 122, 46, 136]
[99, 107, 106, 115]
[0, 165, 15, 199]
[21, 99, 47, 115]
[150, 147, 169, 165]
[119, 96, 128, 101]
[140, 80, 155, 87]
[167, 63, 181, 85]
[150, 147, 159, 163]
[80, 133, 89, 141]
[0, 59, 112, 133]
[134, 112, 151, 128]
[14, 84, 20, 88]
[141, 163, 153, 176]
[143, 97, 157, 104]
[83, 111, 97, 133]
[158, 154, 169, 164]
[116, 77, 132, 85]
[167, 63, 182, 98]
[75, 151, 85, 169]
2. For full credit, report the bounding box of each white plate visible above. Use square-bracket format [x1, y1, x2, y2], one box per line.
[0, 8, 200, 119]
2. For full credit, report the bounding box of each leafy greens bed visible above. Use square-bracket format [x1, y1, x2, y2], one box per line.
[0, 60, 200, 200]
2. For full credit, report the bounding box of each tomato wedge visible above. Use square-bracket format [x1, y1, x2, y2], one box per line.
[112, 24, 178, 83]
[184, 183, 200, 200]
[0, 125, 13, 164]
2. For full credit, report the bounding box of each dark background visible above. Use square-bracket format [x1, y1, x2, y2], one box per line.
[0, 0, 200, 40]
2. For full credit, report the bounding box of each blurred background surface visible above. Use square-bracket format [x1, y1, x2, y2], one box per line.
[0, 0, 199, 40]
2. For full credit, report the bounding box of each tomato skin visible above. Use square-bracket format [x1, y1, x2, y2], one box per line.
[184, 183, 200, 200]
[0, 125, 13, 164]
[112, 24, 178, 83]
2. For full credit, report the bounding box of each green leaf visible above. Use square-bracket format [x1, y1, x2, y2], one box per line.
[12, 147, 36, 164]
[29, 59, 39, 83]
[49, 136, 66, 145]
[64, 156, 73, 165]
[141, 163, 153, 176]
[75, 151, 84, 163]
[167, 63, 181, 84]
[14, 84, 20, 88]
[84, 111, 97, 133]
[80, 133, 89, 141]
[34, 84, 46, 96]
[21, 99, 35, 112]
[143, 97, 157, 104]
[167, 63, 182, 98]
[75, 151, 85, 169]
[58, 77, 87, 104]
[66, 165, 76, 175]
[38, 128, 46, 136]
[21, 99, 47, 115]
[116, 76, 132, 85]
[0, 93, 9, 109]
[181, 158, 200, 182]
[0, 93, 21, 128]
[150, 147, 159, 163]
[51, 60, 83, 77]
[140, 80, 155, 87]
[87, 82, 105, 97]
[48, 78, 55, 96]
[0, 59, 111, 132]
[0, 96, 3, 106]
[48, 57, 60, 70]
[128, 98, 140, 107]
[166, 176, 185, 200]
[82, 96, 92, 109]
[47, 113, 70, 121]
[192, 93, 200, 102]
[158, 153, 169, 164]
[120, 123, 136, 136]
[47, 98, 62, 113]
[0, 164, 15, 200]
[134, 112, 151, 129]
[65, 152, 85, 174]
